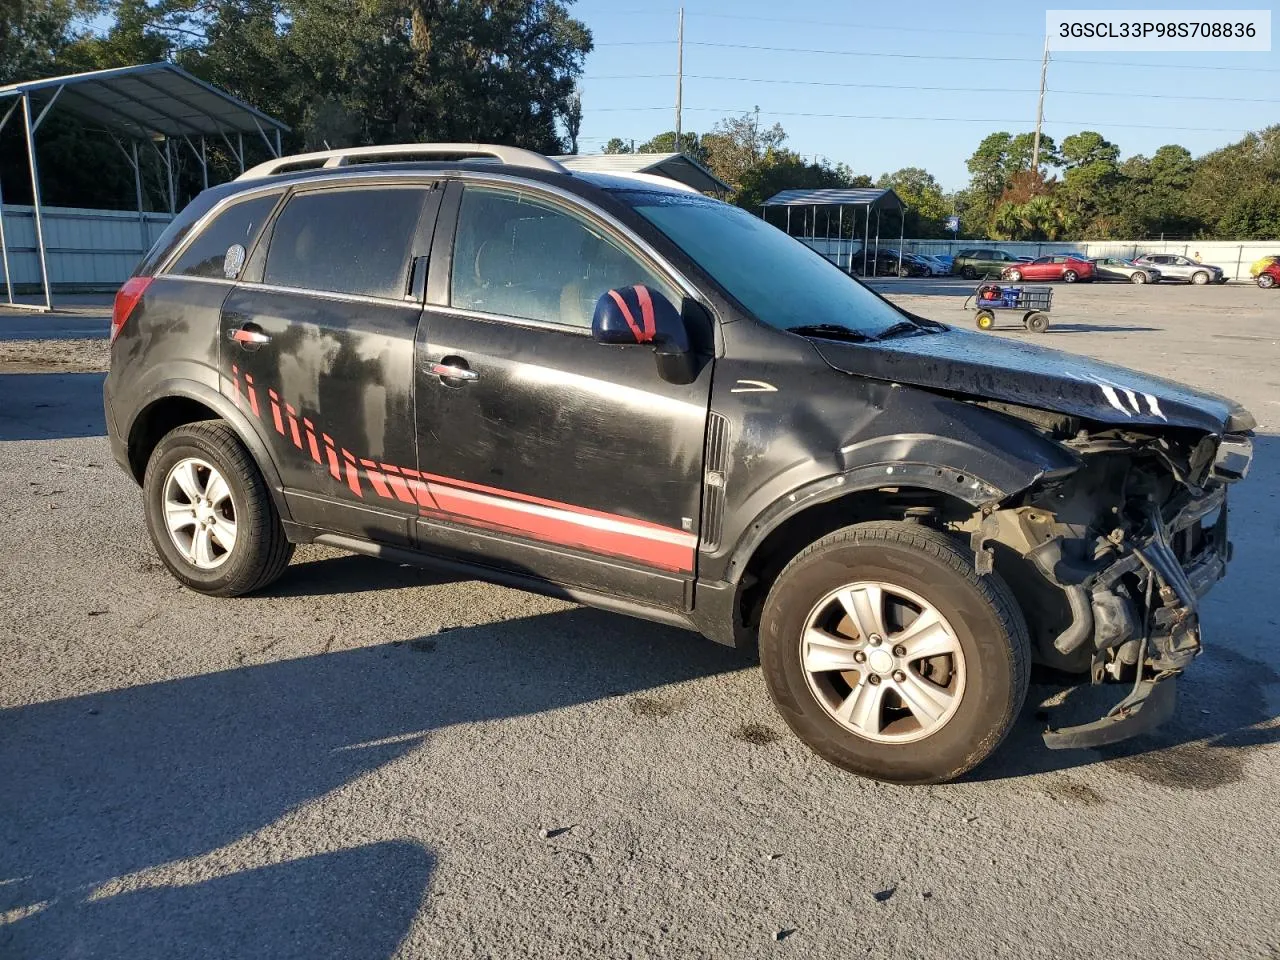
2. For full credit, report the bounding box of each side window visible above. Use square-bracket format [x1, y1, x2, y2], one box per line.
[450, 185, 678, 328]
[168, 193, 279, 279]
[263, 186, 427, 299]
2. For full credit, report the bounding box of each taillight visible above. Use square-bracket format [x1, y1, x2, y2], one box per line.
[111, 276, 153, 343]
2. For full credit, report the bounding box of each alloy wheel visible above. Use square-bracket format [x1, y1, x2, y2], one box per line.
[162, 457, 238, 569]
[800, 581, 967, 743]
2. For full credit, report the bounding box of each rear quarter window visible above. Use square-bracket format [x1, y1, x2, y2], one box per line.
[167, 193, 281, 279]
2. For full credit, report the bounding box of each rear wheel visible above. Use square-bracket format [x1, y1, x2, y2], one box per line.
[1024, 312, 1049, 334]
[961, 266, 977, 280]
[1130, 271, 1149, 284]
[975, 310, 995, 330]
[1191, 270, 1210, 285]
[1005, 268, 1022, 282]
[1063, 270, 1078, 283]
[143, 420, 294, 596]
[759, 522, 1030, 784]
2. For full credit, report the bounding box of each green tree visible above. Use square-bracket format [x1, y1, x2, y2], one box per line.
[634, 130, 707, 165]
[701, 113, 787, 192]
[876, 166, 949, 237]
[602, 137, 632, 154]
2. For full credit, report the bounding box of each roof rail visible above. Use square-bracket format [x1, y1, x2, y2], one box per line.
[237, 142, 567, 180]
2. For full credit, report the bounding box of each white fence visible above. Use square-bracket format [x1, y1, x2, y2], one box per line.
[0, 204, 174, 292]
[801, 237, 1279, 282]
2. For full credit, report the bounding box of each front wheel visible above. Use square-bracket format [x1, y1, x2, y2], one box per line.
[961, 266, 977, 280]
[1005, 269, 1022, 282]
[759, 522, 1031, 784]
[1062, 270, 1078, 283]
[143, 420, 294, 596]
[1191, 270, 1210, 285]
[1259, 273, 1277, 289]
[974, 310, 995, 330]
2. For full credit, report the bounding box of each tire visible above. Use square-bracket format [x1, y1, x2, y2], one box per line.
[1259, 274, 1276, 289]
[961, 266, 977, 280]
[1130, 271, 1148, 284]
[1062, 270, 1078, 283]
[1005, 269, 1022, 282]
[975, 310, 995, 330]
[143, 420, 294, 597]
[1191, 271, 1209, 285]
[759, 521, 1031, 784]
[1025, 312, 1050, 334]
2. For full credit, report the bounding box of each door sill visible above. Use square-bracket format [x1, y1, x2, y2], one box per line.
[313, 533, 698, 633]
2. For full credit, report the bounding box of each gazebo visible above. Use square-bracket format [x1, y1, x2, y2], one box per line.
[0, 62, 289, 311]
[762, 187, 906, 276]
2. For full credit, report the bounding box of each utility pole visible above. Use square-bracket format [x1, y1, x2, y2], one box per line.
[674, 6, 684, 153]
[1031, 34, 1049, 173]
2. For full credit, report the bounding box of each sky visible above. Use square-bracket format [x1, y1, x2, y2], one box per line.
[570, 0, 1280, 189]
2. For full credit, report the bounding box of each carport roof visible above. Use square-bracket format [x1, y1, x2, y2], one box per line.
[763, 187, 904, 212]
[0, 62, 289, 140]
[555, 152, 732, 194]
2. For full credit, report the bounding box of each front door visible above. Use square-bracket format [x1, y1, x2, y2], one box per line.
[412, 181, 713, 608]
[220, 180, 440, 544]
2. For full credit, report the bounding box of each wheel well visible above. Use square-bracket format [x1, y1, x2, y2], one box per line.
[127, 396, 220, 482]
[735, 487, 978, 647]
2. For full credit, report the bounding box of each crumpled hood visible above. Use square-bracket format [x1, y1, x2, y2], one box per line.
[812, 327, 1251, 435]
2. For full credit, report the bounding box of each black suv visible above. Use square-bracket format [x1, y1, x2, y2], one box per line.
[105, 144, 1255, 784]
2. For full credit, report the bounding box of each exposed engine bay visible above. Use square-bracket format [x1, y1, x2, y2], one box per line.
[958, 404, 1254, 748]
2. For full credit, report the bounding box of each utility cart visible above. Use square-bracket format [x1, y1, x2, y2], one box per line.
[967, 283, 1053, 334]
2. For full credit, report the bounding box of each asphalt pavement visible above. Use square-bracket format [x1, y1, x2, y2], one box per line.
[2, 281, 1278, 959]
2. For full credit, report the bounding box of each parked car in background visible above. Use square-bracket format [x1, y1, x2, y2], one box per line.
[858, 250, 929, 278]
[1249, 254, 1279, 277]
[1002, 254, 1095, 283]
[1256, 259, 1280, 288]
[916, 254, 953, 276]
[1089, 257, 1161, 284]
[1133, 254, 1227, 285]
[951, 248, 1026, 279]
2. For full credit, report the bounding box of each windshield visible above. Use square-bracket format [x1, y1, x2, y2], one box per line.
[621, 190, 918, 338]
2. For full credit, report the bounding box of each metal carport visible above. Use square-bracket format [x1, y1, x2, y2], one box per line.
[0, 62, 289, 312]
[762, 187, 906, 277]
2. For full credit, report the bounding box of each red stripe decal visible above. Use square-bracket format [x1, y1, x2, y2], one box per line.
[303, 418, 321, 464]
[322, 434, 340, 480]
[341, 449, 362, 497]
[633, 285, 656, 341]
[608, 288, 644, 341]
[285, 404, 303, 449]
[243, 374, 260, 417]
[359, 459, 394, 499]
[379, 470, 418, 505]
[230, 366, 242, 408]
[404, 478, 438, 509]
[268, 390, 284, 435]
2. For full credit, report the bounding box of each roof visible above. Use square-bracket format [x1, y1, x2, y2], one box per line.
[0, 62, 288, 140]
[555, 152, 732, 194]
[763, 187, 904, 212]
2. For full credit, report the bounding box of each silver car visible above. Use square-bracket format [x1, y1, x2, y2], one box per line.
[1133, 254, 1227, 285]
[1090, 257, 1161, 284]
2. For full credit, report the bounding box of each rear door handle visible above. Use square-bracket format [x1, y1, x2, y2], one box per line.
[430, 361, 478, 382]
[228, 324, 271, 347]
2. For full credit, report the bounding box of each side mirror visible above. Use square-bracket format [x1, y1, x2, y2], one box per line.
[591, 285, 696, 384]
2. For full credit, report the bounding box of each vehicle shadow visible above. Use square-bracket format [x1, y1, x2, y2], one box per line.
[969, 434, 1280, 786]
[0, 372, 108, 441]
[0, 608, 744, 958]
[263, 551, 459, 596]
[1042, 323, 1160, 334]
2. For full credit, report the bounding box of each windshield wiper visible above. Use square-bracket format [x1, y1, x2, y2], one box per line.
[785, 323, 875, 343]
[874, 318, 946, 341]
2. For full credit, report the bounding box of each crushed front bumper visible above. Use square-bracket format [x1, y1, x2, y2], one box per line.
[1042, 488, 1230, 750]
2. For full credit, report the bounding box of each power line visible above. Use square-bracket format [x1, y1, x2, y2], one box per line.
[590, 104, 1254, 134]
[680, 10, 1038, 39]
[583, 72, 1280, 104]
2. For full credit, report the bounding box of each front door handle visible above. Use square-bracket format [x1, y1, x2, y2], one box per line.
[430, 361, 478, 382]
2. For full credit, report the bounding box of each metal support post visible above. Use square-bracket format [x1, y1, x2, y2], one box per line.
[862, 206, 869, 276]
[22, 93, 52, 311]
[132, 139, 146, 251]
[237, 133, 245, 174]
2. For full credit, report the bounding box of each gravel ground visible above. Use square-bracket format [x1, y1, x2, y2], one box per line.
[0, 338, 108, 372]
[2, 281, 1278, 959]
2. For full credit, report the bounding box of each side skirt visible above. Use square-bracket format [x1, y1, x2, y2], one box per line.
[312, 532, 701, 635]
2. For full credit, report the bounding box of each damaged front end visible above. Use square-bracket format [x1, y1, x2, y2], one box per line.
[969, 411, 1254, 749]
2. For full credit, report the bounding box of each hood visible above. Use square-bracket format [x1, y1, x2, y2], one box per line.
[812, 327, 1252, 434]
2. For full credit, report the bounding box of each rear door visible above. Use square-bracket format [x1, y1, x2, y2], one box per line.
[411, 180, 712, 608]
[219, 179, 441, 545]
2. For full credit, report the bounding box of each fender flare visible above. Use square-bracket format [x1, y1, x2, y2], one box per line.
[125, 377, 294, 523]
[721, 460, 1018, 586]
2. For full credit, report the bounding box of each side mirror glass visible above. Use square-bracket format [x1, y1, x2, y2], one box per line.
[591, 285, 696, 384]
